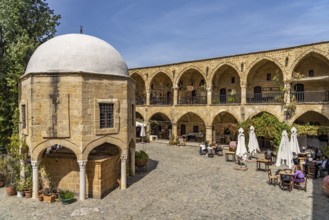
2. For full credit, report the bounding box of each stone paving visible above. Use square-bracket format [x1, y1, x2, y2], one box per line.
[0, 142, 328, 220]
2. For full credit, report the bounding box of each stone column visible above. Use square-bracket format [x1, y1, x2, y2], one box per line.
[207, 87, 212, 105]
[78, 160, 87, 200]
[121, 150, 128, 189]
[130, 148, 136, 176]
[285, 82, 291, 104]
[206, 125, 213, 143]
[241, 85, 247, 105]
[173, 87, 178, 105]
[31, 160, 40, 199]
[172, 123, 178, 138]
[146, 89, 151, 106]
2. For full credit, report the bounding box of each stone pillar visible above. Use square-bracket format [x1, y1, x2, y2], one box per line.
[285, 82, 291, 104]
[121, 150, 128, 189]
[207, 87, 212, 105]
[146, 89, 150, 106]
[130, 148, 135, 176]
[241, 85, 247, 105]
[173, 87, 178, 105]
[172, 123, 178, 138]
[78, 160, 87, 200]
[146, 121, 151, 139]
[206, 125, 213, 143]
[31, 160, 40, 199]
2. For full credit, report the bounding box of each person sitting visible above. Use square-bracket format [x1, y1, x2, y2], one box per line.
[199, 143, 207, 155]
[292, 152, 300, 171]
[293, 165, 305, 184]
[318, 156, 329, 177]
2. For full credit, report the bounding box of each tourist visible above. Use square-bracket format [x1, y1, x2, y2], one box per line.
[317, 156, 329, 177]
[293, 165, 305, 184]
[199, 143, 206, 155]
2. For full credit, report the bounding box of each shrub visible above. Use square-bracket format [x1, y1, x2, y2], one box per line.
[135, 150, 149, 161]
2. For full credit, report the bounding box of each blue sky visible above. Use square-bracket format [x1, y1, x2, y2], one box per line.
[47, 0, 329, 68]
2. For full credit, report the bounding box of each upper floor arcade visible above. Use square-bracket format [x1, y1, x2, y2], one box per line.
[129, 41, 329, 107]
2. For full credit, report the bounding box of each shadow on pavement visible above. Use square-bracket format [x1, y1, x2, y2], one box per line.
[127, 158, 158, 187]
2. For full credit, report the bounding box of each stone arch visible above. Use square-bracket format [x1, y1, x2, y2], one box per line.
[136, 111, 144, 120]
[131, 72, 146, 105]
[246, 58, 284, 104]
[175, 67, 205, 86]
[212, 111, 239, 144]
[149, 70, 173, 84]
[291, 49, 329, 73]
[176, 111, 206, 141]
[82, 136, 125, 160]
[291, 110, 329, 126]
[246, 57, 285, 76]
[211, 64, 241, 103]
[210, 62, 240, 82]
[31, 139, 80, 161]
[149, 71, 174, 105]
[148, 112, 172, 140]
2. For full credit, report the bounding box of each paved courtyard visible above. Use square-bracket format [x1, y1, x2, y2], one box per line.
[0, 142, 328, 220]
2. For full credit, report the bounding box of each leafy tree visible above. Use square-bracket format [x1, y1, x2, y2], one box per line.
[0, 0, 60, 146]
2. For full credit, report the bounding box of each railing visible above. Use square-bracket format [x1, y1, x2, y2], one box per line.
[246, 92, 283, 104]
[291, 91, 329, 103]
[150, 96, 173, 105]
[212, 94, 241, 104]
[178, 96, 207, 105]
[136, 96, 146, 105]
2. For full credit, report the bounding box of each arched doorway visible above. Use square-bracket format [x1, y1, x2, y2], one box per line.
[212, 112, 238, 144]
[178, 69, 207, 104]
[247, 59, 283, 104]
[293, 111, 329, 148]
[131, 73, 146, 105]
[150, 72, 173, 105]
[177, 112, 206, 142]
[212, 65, 241, 104]
[149, 113, 171, 140]
[292, 52, 329, 103]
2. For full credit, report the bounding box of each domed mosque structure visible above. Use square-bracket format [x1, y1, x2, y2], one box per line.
[19, 34, 136, 199]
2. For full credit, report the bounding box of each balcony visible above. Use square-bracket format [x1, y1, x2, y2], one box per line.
[136, 96, 146, 105]
[212, 94, 241, 104]
[150, 96, 173, 105]
[247, 92, 282, 104]
[178, 96, 207, 105]
[291, 91, 329, 103]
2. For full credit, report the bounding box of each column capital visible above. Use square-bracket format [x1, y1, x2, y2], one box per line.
[206, 125, 213, 129]
[77, 160, 88, 168]
[31, 160, 40, 168]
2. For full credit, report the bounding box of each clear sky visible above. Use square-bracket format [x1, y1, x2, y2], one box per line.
[47, 0, 329, 68]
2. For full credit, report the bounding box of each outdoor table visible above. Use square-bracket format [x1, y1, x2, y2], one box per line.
[256, 159, 271, 171]
[225, 151, 236, 162]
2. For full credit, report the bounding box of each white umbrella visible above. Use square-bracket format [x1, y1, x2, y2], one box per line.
[290, 127, 300, 154]
[236, 128, 248, 160]
[276, 130, 293, 168]
[248, 126, 260, 155]
[140, 121, 146, 142]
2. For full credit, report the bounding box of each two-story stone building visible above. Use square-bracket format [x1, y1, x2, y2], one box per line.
[130, 41, 329, 144]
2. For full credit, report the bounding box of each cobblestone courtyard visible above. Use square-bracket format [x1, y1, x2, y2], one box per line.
[0, 142, 328, 220]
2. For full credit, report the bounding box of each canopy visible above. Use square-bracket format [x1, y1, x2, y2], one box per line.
[236, 128, 247, 160]
[136, 121, 146, 127]
[290, 127, 300, 154]
[276, 130, 293, 168]
[248, 126, 260, 154]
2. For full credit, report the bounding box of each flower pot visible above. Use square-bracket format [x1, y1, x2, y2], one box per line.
[61, 198, 75, 205]
[24, 190, 32, 198]
[6, 186, 16, 196]
[38, 194, 44, 201]
[17, 190, 24, 198]
[135, 159, 148, 168]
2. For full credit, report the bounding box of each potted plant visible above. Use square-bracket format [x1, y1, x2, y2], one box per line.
[59, 189, 75, 204]
[23, 172, 33, 198]
[135, 150, 149, 168]
[0, 157, 7, 187]
[16, 182, 25, 198]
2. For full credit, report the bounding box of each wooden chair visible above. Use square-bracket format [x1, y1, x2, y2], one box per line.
[280, 174, 293, 192]
[267, 170, 279, 186]
[294, 177, 307, 192]
[306, 163, 317, 179]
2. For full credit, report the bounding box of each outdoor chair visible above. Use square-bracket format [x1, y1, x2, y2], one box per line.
[280, 174, 293, 192]
[294, 177, 307, 192]
[306, 163, 317, 179]
[267, 170, 279, 186]
[207, 147, 215, 158]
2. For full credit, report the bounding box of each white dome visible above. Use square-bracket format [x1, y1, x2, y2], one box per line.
[25, 34, 128, 76]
